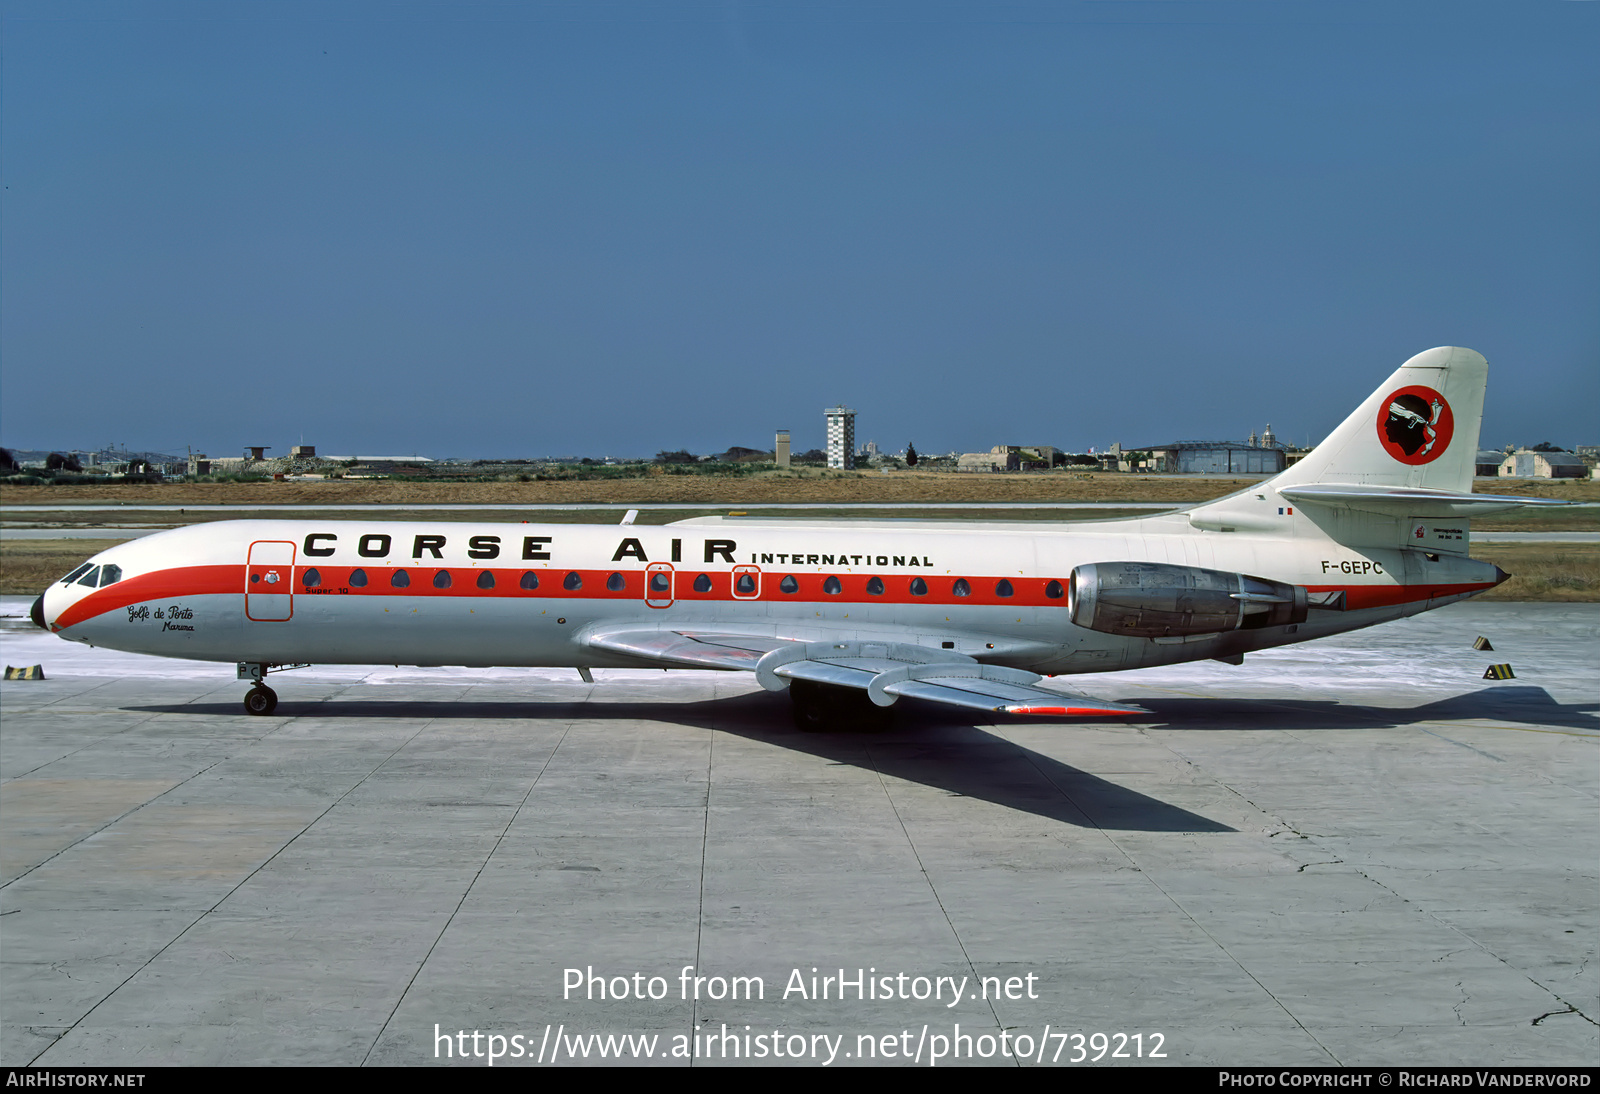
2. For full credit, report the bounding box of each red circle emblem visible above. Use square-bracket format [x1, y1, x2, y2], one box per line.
[1376, 385, 1454, 465]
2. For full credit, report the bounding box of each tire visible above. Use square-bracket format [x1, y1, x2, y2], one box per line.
[243, 685, 278, 716]
[789, 679, 893, 733]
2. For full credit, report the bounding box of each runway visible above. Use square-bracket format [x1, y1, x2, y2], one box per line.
[1, 601, 1595, 1067]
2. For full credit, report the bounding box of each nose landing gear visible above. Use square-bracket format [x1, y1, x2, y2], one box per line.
[243, 684, 278, 716]
[236, 661, 305, 716]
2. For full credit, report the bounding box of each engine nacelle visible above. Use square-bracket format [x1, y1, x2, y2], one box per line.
[1070, 562, 1308, 639]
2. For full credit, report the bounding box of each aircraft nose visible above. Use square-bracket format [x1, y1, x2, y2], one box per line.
[31, 592, 47, 629]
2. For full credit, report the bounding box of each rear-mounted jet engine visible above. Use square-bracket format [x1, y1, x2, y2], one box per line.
[1069, 562, 1308, 639]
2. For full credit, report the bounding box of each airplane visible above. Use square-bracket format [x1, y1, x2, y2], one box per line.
[29, 346, 1564, 729]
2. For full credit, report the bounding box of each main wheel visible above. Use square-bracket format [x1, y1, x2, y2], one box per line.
[789, 679, 893, 733]
[243, 685, 278, 716]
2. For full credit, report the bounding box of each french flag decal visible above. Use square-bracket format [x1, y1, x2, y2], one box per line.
[1278, 507, 1293, 515]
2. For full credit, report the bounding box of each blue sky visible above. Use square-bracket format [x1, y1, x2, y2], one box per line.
[3, 0, 1595, 460]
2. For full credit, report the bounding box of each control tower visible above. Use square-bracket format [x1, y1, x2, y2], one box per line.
[824, 406, 856, 470]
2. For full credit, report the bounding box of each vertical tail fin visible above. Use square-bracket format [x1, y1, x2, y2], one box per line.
[1268, 346, 1486, 492]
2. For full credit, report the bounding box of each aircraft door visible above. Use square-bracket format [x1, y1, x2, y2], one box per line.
[246, 540, 296, 622]
[646, 563, 675, 608]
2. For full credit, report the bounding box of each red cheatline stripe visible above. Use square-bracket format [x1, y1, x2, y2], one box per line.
[58, 564, 1076, 625]
[55, 563, 1500, 629]
[55, 565, 239, 629]
[1303, 582, 1497, 610]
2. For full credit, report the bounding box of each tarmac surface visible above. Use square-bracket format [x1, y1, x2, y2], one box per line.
[1, 599, 1595, 1067]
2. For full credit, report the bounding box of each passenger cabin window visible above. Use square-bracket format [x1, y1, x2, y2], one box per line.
[995, 579, 1014, 598]
[77, 567, 101, 588]
[350, 569, 368, 587]
[302, 568, 321, 588]
[1045, 579, 1064, 599]
[866, 576, 885, 595]
[693, 574, 712, 593]
[391, 570, 410, 588]
[520, 572, 540, 590]
[735, 573, 756, 594]
[650, 572, 670, 592]
[779, 575, 799, 594]
[606, 572, 626, 591]
[563, 572, 583, 590]
[434, 570, 452, 589]
[62, 564, 94, 585]
[823, 576, 843, 595]
[910, 577, 928, 596]
[952, 578, 971, 597]
[98, 565, 122, 586]
[477, 571, 495, 590]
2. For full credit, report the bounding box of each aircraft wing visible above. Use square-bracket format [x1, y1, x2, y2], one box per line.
[584, 629, 790, 670]
[584, 630, 1145, 717]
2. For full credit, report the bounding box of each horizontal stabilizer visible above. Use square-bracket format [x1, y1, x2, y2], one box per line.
[1279, 483, 1568, 518]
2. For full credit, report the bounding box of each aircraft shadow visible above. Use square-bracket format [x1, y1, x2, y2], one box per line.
[1133, 685, 1600, 734]
[127, 690, 1231, 834]
[131, 683, 1591, 831]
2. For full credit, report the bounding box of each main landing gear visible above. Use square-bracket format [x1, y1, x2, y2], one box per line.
[788, 679, 894, 733]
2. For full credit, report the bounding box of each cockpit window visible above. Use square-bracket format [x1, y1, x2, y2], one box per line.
[62, 563, 94, 585]
[98, 565, 122, 586]
[77, 566, 102, 588]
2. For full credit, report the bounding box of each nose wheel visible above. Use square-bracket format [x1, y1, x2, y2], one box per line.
[243, 684, 278, 716]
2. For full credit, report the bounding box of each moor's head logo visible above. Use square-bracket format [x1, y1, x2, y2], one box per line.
[1376, 385, 1453, 465]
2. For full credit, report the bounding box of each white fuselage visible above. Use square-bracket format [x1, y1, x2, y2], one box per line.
[40, 511, 1501, 676]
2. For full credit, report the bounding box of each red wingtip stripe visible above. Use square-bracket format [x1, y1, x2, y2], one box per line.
[1003, 705, 1142, 718]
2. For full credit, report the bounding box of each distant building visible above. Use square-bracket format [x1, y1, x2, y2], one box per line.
[1476, 450, 1505, 477]
[825, 406, 856, 470]
[244, 446, 269, 460]
[290, 445, 316, 458]
[1499, 450, 1587, 478]
[775, 430, 790, 469]
[956, 445, 1057, 472]
[1138, 439, 1286, 475]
